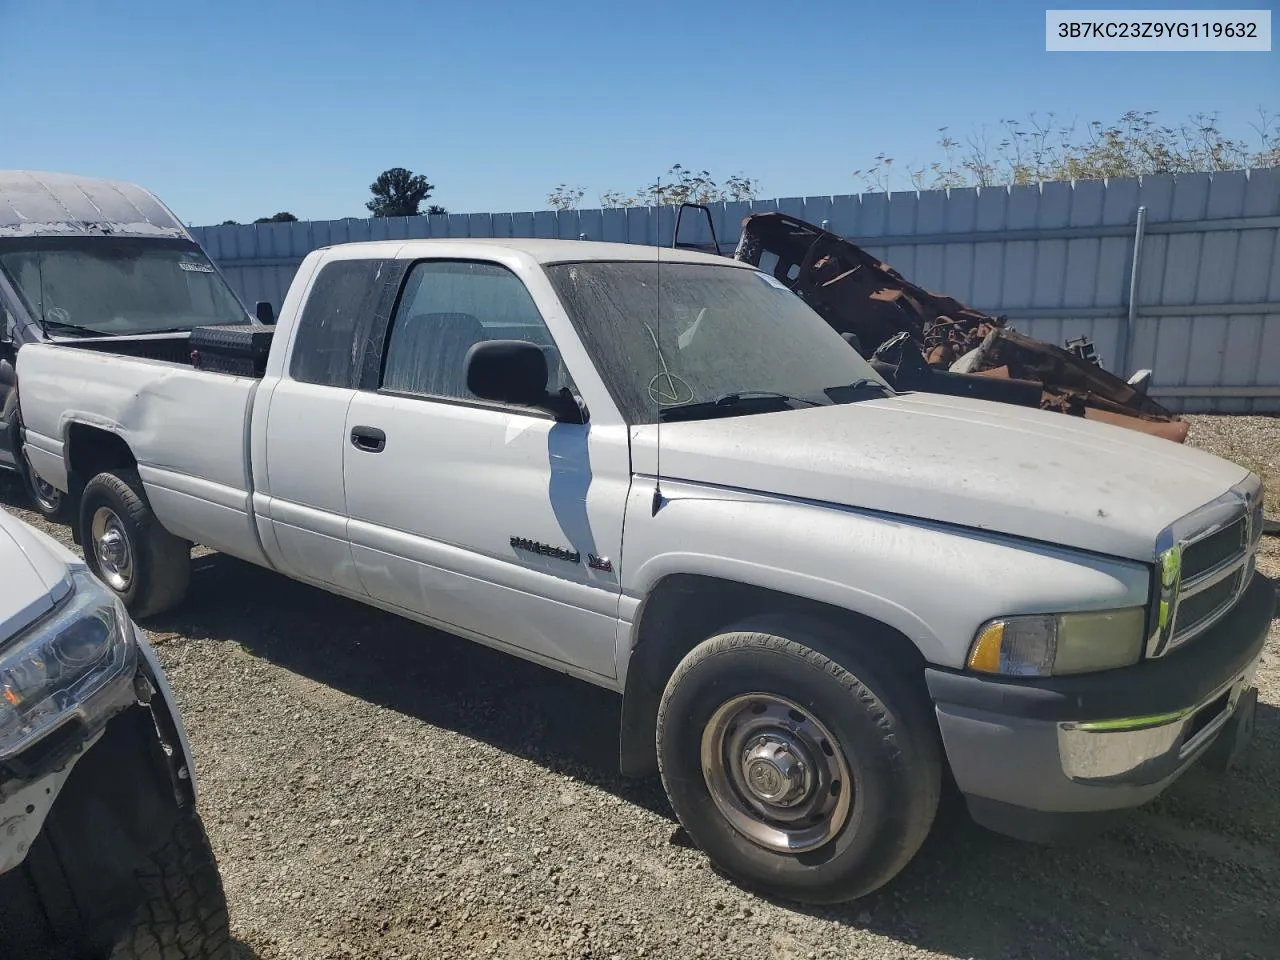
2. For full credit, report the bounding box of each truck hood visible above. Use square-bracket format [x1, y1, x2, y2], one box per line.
[634, 391, 1249, 561]
[0, 512, 74, 640]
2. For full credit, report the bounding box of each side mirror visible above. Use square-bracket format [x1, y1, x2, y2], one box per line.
[465, 340, 584, 422]
[467, 339, 548, 405]
[255, 301, 275, 325]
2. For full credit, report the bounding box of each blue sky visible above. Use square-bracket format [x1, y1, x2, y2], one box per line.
[1, 0, 1274, 226]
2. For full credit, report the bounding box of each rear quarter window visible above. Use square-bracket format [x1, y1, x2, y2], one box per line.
[289, 259, 387, 388]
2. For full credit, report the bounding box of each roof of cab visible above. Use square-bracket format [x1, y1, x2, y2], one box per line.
[0, 170, 191, 240]
[322, 236, 753, 268]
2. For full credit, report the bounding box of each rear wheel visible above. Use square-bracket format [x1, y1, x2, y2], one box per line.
[657, 623, 941, 904]
[19, 445, 68, 522]
[79, 469, 191, 618]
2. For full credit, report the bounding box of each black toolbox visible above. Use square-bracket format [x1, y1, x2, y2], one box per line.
[188, 324, 275, 378]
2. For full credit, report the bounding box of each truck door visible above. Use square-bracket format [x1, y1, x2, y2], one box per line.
[341, 258, 629, 682]
[257, 257, 383, 597]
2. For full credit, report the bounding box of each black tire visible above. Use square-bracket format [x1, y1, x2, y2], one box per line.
[108, 811, 232, 960]
[79, 469, 191, 618]
[656, 621, 941, 904]
[0, 810, 231, 960]
[18, 445, 69, 522]
[8, 410, 68, 522]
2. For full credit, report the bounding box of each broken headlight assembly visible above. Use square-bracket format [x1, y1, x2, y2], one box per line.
[966, 606, 1147, 678]
[0, 570, 137, 763]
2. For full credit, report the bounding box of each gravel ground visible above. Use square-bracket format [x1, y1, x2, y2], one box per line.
[3, 413, 1278, 960]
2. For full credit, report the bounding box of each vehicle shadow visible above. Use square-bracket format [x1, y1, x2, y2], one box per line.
[0, 479, 68, 530]
[0, 478, 34, 513]
[147, 551, 678, 820]
[231, 938, 264, 960]
[144, 554, 1280, 960]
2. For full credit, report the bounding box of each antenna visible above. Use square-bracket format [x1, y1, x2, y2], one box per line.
[651, 181, 664, 517]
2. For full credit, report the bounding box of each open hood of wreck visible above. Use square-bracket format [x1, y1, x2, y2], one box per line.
[732, 211, 1188, 443]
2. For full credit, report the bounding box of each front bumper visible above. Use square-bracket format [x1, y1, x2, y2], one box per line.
[926, 572, 1273, 839]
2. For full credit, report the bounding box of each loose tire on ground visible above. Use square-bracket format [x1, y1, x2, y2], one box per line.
[656, 622, 942, 904]
[79, 469, 191, 618]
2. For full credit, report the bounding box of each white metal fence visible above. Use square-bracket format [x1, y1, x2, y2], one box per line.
[191, 168, 1280, 412]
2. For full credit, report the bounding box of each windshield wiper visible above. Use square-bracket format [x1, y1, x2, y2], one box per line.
[824, 377, 892, 402]
[713, 390, 822, 407]
[41, 319, 103, 338]
[659, 390, 821, 422]
[841, 378, 889, 392]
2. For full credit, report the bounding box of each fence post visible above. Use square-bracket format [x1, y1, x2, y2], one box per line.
[1119, 204, 1147, 376]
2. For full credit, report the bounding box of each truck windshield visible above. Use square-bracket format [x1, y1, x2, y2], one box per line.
[0, 237, 247, 336]
[543, 259, 891, 424]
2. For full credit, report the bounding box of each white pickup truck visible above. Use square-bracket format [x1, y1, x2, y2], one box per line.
[15, 238, 1273, 904]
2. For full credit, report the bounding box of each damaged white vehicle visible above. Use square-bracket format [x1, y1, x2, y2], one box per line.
[0, 511, 229, 959]
[14, 237, 1274, 905]
[0, 168, 264, 523]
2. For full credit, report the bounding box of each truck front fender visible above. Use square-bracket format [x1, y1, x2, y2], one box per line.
[614, 481, 1149, 776]
[621, 480, 1149, 673]
[134, 629, 198, 806]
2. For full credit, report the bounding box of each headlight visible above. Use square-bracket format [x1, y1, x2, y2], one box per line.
[967, 606, 1146, 677]
[0, 570, 136, 761]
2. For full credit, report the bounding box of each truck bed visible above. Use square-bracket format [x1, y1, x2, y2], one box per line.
[61, 332, 199, 367]
[59, 325, 275, 377]
[17, 340, 270, 567]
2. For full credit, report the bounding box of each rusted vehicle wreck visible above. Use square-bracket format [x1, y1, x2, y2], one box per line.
[732, 212, 1188, 443]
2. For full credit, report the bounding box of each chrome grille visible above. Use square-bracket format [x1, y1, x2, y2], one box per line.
[1150, 477, 1262, 659]
[1180, 517, 1245, 580]
[1172, 568, 1243, 637]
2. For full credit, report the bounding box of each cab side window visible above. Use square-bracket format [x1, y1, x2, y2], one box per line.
[381, 260, 574, 401]
[289, 259, 385, 388]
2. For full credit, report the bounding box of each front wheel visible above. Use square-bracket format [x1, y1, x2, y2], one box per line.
[657, 624, 942, 904]
[79, 469, 191, 618]
[108, 811, 232, 960]
[0, 807, 232, 960]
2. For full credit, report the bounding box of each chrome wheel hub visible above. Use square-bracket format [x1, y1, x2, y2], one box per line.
[742, 736, 812, 805]
[701, 693, 853, 854]
[22, 451, 61, 511]
[91, 507, 133, 592]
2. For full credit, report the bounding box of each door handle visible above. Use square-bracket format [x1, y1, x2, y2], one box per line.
[350, 425, 386, 453]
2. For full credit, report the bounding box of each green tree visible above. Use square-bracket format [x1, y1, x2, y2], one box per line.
[253, 211, 298, 223]
[367, 167, 436, 217]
